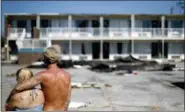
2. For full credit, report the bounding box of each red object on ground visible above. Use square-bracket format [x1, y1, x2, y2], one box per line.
[133, 71, 138, 75]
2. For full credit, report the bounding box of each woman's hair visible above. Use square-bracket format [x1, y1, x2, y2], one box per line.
[16, 68, 33, 83]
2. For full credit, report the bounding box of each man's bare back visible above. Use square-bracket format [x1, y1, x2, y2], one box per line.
[11, 45, 71, 111]
[41, 67, 71, 111]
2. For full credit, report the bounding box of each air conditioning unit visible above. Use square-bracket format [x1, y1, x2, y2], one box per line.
[171, 55, 180, 59]
[139, 55, 148, 60]
[168, 31, 180, 37]
[140, 32, 152, 37]
[79, 33, 92, 37]
[109, 32, 128, 37]
[131, 32, 139, 37]
[79, 55, 88, 60]
[114, 56, 123, 60]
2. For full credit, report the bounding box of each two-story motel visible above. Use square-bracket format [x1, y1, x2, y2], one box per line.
[4, 13, 184, 63]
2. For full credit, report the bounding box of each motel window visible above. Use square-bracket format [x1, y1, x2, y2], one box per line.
[117, 43, 122, 54]
[171, 20, 183, 28]
[143, 20, 152, 28]
[17, 20, 27, 28]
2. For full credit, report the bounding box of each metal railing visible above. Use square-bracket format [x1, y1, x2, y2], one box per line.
[16, 39, 49, 49]
[8, 28, 25, 39]
[164, 28, 184, 38]
[8, 28, 184, 39]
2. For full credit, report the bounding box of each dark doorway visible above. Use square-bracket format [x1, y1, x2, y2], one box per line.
[41, 20, 50, 28]
[92, 20, 100, 36]
[31, 20, 36, 38]
[128, 40, 132, 54]
[92, 20, 100, 27]
[164, 20, 168, 36]
[17, 20, 27, 28]
[151, 41, 168, 58]
[75, 20, 88, 28]
[104, 20, 109, 36]
[103, 42, 109, 59]
[152, 20, 161, 28]
[104, 20, 109, 27]
[9, 40, 18, 55]
[151, 42, 161, 58]
[92, 42, 100, 59]
[117, 43, 122, 54]
[82, 43, 85, 55]
[164, 42, 168, 58]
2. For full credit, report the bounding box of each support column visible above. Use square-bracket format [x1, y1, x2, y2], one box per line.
[26, 20, 31, 38]
[5, 15, 10, 61]
[131, 40, 134, 55]
[69, 40, 72, 60]
[36, 15, 40, 29]
[131, 14, 135, 30]
[131, 14, 135, 55]
[68, 15, 72, 60]
[161, 16, 165, 59]
[6, 39, 10, 62]
[100, 16, 104, 60]
[34, 15, 40, 39]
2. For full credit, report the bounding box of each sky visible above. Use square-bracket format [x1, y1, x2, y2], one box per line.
[1, 1, 182, 36]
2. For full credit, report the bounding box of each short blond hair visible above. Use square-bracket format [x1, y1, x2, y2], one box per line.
[16, 68, 33, 84]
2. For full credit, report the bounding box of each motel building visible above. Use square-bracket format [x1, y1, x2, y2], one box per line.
[4, 13, 184, 64]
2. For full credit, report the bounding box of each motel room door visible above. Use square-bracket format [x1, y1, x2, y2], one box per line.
[151, 42, 168, 58]
[92, 42, 100, 59]
[103, 42, 109, 59]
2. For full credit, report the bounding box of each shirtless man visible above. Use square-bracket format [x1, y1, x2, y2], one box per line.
[10, 45, 71, 111]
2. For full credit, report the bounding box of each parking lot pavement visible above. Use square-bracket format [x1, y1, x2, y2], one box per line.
[1, 65, 184, 111]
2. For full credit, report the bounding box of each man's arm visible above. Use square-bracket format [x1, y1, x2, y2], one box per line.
[5, 103, 15, 111]
[65, 77, 71, 110]
[5, 96, 16, 111]
[11, 73, 44, 95]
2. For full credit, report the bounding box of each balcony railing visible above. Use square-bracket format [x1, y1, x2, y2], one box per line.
[8, 28, 25, 39]
[16, 39, 49, 50]
[8, 28, 184, 39]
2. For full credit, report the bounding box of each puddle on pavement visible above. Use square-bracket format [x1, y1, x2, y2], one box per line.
[171, 82, 184, 90]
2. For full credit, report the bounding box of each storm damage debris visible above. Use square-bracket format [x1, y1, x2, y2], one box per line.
[6, 73, 16, 77]
[69, 102, 92, 110]
[28, 60, 74, 68]
[90, 62, 115, 72]
[71, 82, 112, 89]
[26, 55, 176, 72]
[89, 55, 176, 72]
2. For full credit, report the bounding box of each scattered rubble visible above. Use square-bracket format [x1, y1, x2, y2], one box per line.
[71, 82, 112, 89]
[6, 73, 16, 77]
[25, 55, 179, 72]
[69, 102, 92, 110]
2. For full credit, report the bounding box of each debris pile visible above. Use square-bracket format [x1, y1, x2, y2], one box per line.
[71, 82, 112, 89]
[26, 55, 178, 72]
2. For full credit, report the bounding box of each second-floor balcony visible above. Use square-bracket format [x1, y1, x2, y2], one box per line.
[8, 27, 184, 40]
